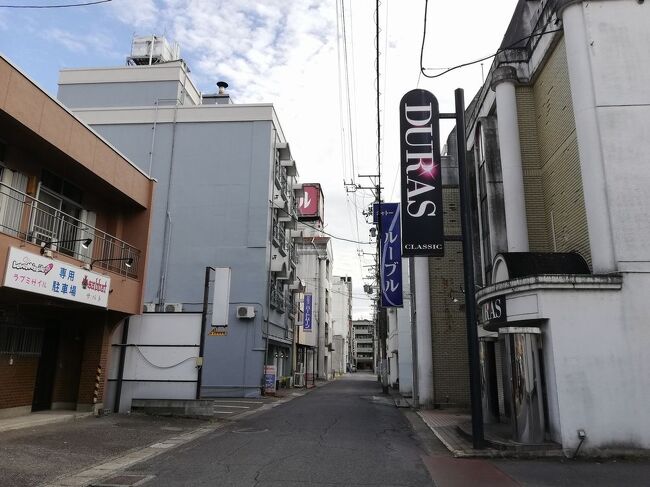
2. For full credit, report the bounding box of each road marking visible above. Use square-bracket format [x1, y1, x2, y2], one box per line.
[212, 411, 236, 414]
[214, 400, 263, 404]
[211, 404, 250, 409]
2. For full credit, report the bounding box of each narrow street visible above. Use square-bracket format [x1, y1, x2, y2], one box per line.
[122, 373, 435, 486]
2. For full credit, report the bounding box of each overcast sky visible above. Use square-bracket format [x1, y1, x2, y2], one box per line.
[0, 0, 518, 319]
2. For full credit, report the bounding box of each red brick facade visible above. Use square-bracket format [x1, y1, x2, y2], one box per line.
[0, 355, 38, 409]
[76, 323, 111, 408]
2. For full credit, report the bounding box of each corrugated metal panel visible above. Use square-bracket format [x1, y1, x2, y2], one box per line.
[533, 37, 591, 266]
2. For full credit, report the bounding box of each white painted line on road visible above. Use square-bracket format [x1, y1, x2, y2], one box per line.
[211, 404, 250, 409]
[212, 410, 236, 414]
[214, 400, 263, 404]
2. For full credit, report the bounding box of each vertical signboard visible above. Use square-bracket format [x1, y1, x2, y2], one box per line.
[211, 267, 231, 327]
[264, 365, 276, 393]
[399, 89, 444, 256]
[303, 293, 313, 331]
[379, 203, 403, 307]
[297, 184, 323, 220]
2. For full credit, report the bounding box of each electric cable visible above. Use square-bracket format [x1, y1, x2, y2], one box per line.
[419, 0, 563, 79]
[134, 345, 196, 369]
[275, 205, 373, 245]
[0, 0, 110, 7]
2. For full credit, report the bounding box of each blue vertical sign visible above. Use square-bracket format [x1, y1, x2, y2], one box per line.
[380, 203, 403, 307]
[303, 294, 313, 331]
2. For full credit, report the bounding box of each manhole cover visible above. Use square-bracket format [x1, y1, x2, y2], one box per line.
[92, 474, 154, 486]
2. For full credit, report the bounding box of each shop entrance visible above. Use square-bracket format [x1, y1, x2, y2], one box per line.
[32, 325, 59, 411]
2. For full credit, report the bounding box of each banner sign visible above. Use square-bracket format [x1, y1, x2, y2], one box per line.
[399, 89, 444, 256]
[303, 293, 313, 331]
[379, 203, 403, 307]
[3, 247, 110, 308]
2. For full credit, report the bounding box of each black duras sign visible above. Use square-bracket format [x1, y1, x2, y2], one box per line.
[399, 89, 444, 257]
[481, 295, 507, 327]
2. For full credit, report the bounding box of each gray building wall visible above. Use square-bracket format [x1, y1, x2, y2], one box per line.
[60, 75, 292, 398]
[58, 80, 193, 109]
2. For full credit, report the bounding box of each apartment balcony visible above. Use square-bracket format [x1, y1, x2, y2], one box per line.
[0, 182, 141, 278]
[272, 224, 287, 256]
[270, 285, 286, 313]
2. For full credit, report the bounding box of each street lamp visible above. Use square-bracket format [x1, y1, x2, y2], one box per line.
[90, 257, 134, 269]
[40, 238, 92, 255]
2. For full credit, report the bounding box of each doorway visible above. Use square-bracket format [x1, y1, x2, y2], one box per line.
[32, 326, 59, 411]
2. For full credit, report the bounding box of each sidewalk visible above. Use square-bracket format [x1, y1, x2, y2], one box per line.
[418, 409, 565, 458]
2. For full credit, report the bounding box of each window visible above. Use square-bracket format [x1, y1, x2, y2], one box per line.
[475, 124, 493, 284]
[32, 171, 84, 256]
[0, 325, 43, 356]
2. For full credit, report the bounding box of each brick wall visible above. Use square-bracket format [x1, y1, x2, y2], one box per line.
[428, 187, 470, 408]
[77, 322, 110, 408]
[0, 355, 38, 409]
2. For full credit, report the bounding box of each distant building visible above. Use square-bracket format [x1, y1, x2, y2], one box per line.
[351, 320, 375, 371]
[293, 183, 333, 381]
[0, 54, 154, 418]
[330, 275, 352, 375]
[58, 36, 300, 404]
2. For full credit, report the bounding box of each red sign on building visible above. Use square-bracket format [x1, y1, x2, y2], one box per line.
[297, 183, 324, 220]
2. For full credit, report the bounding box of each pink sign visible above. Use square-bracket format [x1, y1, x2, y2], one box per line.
[298, 184, 320, 218]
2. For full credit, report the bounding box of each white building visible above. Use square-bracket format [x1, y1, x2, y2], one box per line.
[464, 0, 650, 454]
[293, 183, 334, 381]
[330, 276, 352, 375]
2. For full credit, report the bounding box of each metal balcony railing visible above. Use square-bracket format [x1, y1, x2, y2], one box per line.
[272, 224, 287, 255]
[0, 182, 141, 278]
[271, 285, 286, 313]
[274, 165, 288, 195]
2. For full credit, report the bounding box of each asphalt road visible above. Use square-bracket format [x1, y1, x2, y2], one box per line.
[125, 373, 435, 487]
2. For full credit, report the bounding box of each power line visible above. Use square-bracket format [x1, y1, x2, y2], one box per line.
[275, 205, 374, 245]
[419, 0, 563, 79]
[0, 0, 110, 8]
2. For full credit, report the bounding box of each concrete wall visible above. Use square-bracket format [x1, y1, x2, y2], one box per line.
[580, 1, 650, 269]
[396, 260, 413, 396]
[106, 313, 201, 413]
[58, 81, 188, 109]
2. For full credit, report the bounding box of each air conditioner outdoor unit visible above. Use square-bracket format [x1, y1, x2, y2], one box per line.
[237, 306, 256, 319]
[164, 303, 183, 313]
[142, 303, 156, 313]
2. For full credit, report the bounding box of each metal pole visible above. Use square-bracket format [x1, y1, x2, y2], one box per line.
[196, 266, 212, 399]
[455, 88, 484, 448]
[113, 317, 130, 413]
[409, 258, 419, 409]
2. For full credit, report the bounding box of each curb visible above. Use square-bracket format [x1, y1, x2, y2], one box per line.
[0, 412, 93, 434]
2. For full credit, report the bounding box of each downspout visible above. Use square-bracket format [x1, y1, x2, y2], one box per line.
[113, 317, 130, 413]
[263, 131, 278, 391]
[157, 101, 180, 308]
